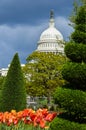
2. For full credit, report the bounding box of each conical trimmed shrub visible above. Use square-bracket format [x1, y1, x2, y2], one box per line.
[0, 53, 26, 112]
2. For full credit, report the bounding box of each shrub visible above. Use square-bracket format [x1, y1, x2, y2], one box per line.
[62, 62, 86, 89]
[50, 117, 86, 130]
[71, 30, 86, 44]
[65, 43, 86, 63]
[52, 3, 86, 128]
[82, 45, 86, 62]
[0, 53, 26, 112]
[53, 87, 86, 120]
[65, 43, 82, 63]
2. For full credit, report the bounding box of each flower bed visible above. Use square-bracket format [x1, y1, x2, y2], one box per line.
[0, 108, 57, 130]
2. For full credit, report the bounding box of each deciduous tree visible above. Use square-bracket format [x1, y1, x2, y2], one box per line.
[23, 52, 66, 103]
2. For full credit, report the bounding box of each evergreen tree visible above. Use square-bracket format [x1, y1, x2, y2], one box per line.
[51, 1, 86, 129]
[0, 53, 26, 112]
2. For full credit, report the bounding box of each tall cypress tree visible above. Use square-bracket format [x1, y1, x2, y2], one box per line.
[0, 53, 26, 112]
[51, 1, 86, 129]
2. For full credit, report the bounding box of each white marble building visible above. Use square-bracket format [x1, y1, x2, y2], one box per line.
[0, 68, 8, 76]
[0, 64, 25, 77]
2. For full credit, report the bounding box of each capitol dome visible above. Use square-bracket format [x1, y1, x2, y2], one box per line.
[36, 10, 64, 54]
[39, 27, 63, 43]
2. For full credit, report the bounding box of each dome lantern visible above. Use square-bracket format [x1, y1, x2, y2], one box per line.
[50, 9, 54, 19]
[49, 10, 55, 28]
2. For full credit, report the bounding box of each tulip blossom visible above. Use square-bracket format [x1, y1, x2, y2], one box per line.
[0, 108, 57, 129]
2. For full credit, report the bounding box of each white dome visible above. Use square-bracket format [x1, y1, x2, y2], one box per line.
[39, 26, 63, 43]
[36, 10, 64, 54]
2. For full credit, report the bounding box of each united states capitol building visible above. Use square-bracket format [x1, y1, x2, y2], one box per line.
[0, 10, 64, 77]
[36, 10, 64, 53]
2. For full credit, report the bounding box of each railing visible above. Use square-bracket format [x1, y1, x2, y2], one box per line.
[26, 96, 56, 110]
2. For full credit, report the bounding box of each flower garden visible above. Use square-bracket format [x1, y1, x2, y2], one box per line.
[0, 108, 57, 130]
[0, 2, 86, 130]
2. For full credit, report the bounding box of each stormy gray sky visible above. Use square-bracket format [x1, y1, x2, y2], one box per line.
[0, 0, 74, 68]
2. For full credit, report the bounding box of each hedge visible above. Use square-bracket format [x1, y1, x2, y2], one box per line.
[53, 87, 86, 120]
[50, 117, 86, 130]
[62, 62, 86, 89]
[65, 43, 86, 63]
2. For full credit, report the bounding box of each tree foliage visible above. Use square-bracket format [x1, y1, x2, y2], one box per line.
[53, 0, 86, 126]
[0, 76, 5, 90]
[69, 0, 85, 26]
[71, 4, 86, 44]
[23, 52, 66, 98]
[0, 53, 26, 112]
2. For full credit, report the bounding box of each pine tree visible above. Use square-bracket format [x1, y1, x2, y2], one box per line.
[51, 1, 86, 129]
[0, 53, 26, 112]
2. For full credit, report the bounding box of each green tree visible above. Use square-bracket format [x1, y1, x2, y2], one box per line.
[0, 76, 5, 91]
[52, 1, 86, 129]
[23, 52, 66, 103]
[0, 76, 5, 107]
[0, 53, 26, 112]
[69, 0, 85, 26]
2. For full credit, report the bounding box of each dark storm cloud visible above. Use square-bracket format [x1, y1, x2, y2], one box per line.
[0, 23, 47, 67]
[0, 0, 73, 25]
[0, 17, 73, 68]
[0, 0, 74, 68]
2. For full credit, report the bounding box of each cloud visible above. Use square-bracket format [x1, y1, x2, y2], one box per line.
[55, 17, 73, 41]
[0, 0, 73, 25]
[0, 23, 46, 67]
[0, 16, 73, 68]
[0, 0, 74, 68]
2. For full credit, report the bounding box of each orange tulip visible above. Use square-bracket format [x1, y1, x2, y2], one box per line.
[0, 108, 57, 129]
[0, 112, 3, 123]
[39, 119, 46, 128]
[45, 112, 57, 122]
